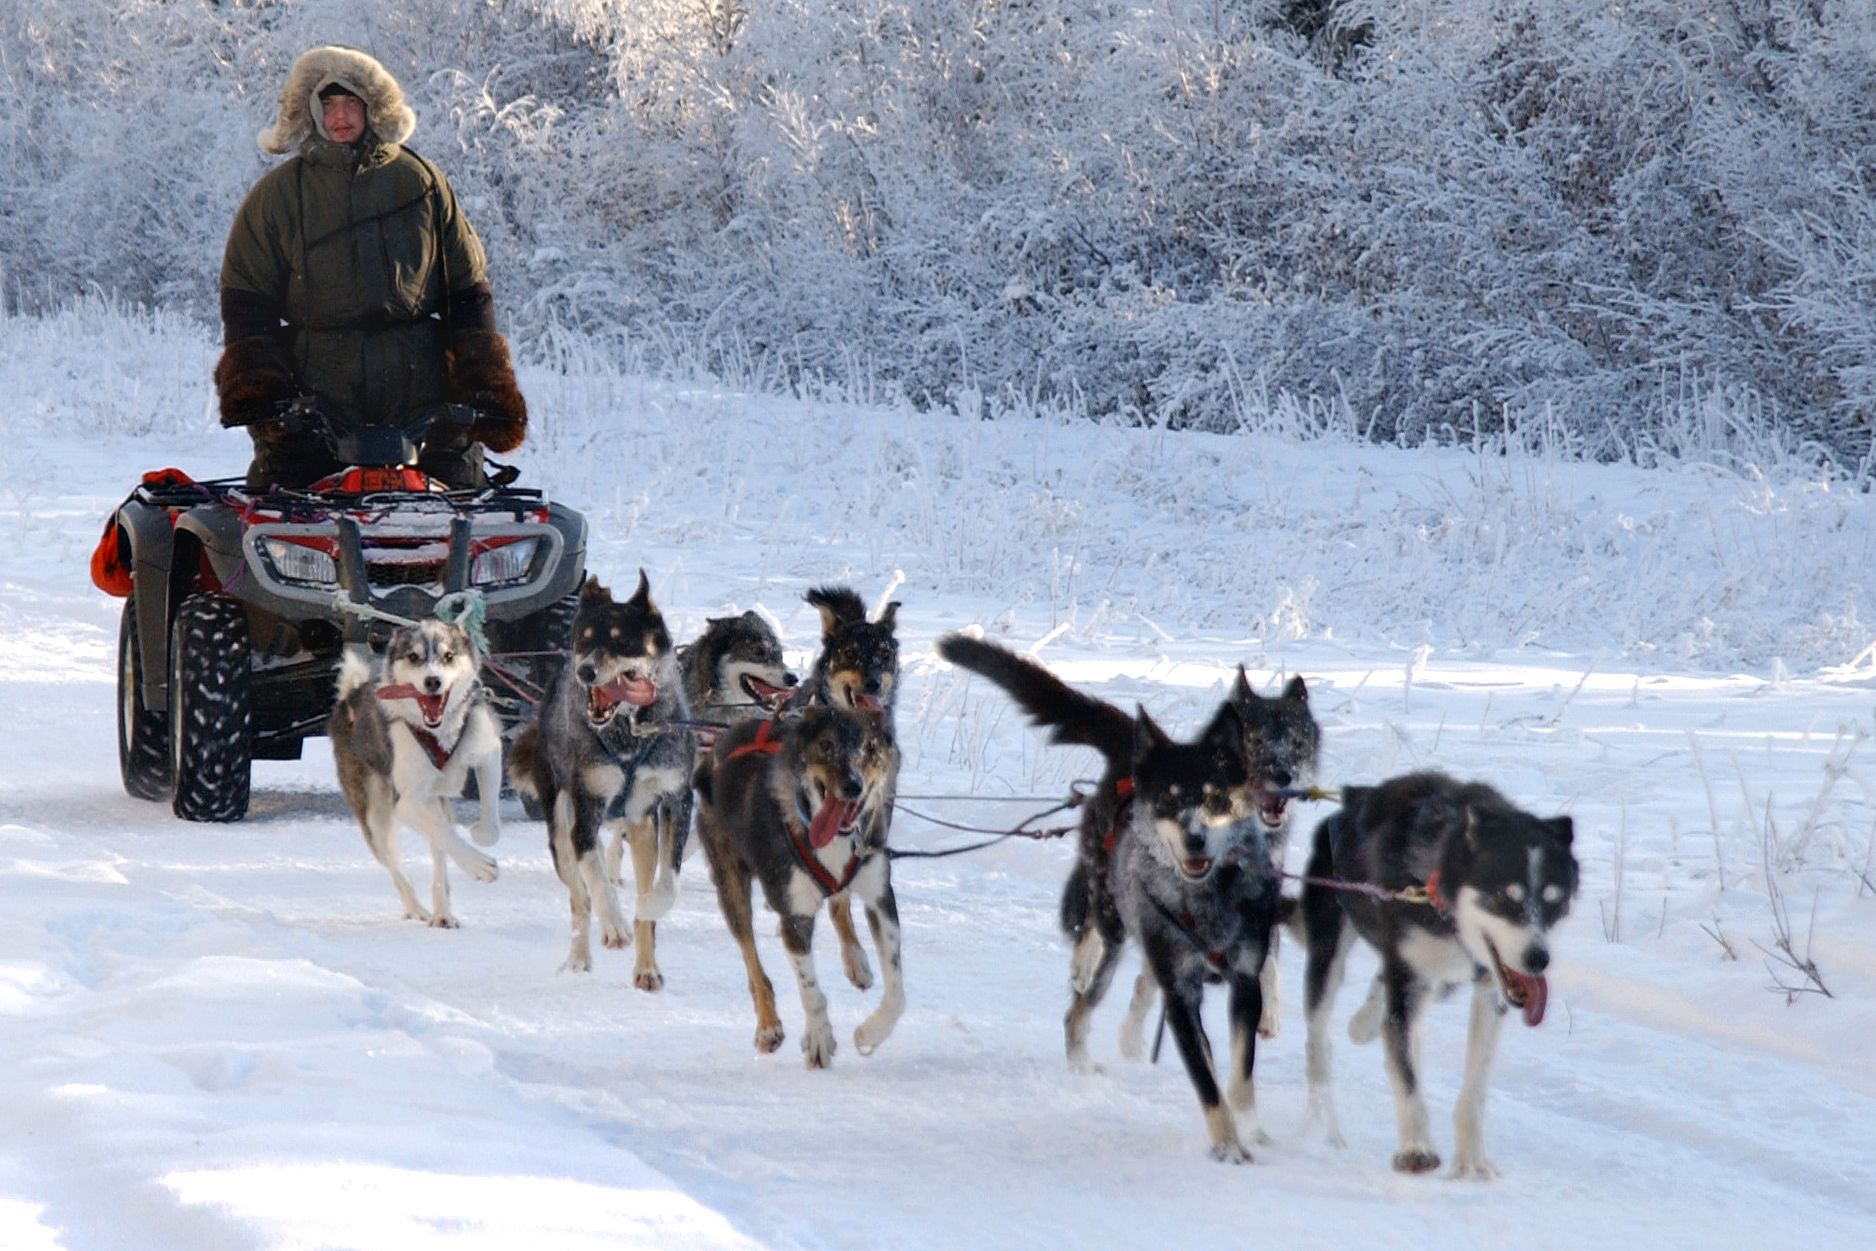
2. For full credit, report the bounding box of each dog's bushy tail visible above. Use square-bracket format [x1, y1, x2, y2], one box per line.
[937, 635, 1133, 763]
[334, 647, 372, 701]
[507, 724, 541, 801]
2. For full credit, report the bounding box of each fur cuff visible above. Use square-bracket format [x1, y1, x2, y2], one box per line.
[214, 336, 296, 429]
[448, 329, 528, 453]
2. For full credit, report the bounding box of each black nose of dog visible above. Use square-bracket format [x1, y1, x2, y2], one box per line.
[863, 677, 881, 695]
[841, 772, 864, 802]
[576, 663, 597, 685]
[784, 672, 799, 687]
[1524, 946, 1550, 974]
[423, 676, 442, 694]
[1183, 832, 1208, 856]
[1271, 767, 1293, 788]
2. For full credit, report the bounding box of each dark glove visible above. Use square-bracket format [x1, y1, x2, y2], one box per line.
[214, 337, 296, 431]
[446, 329, 528, 453]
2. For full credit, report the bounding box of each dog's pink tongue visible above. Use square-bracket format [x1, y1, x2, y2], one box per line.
[598, 673, 657, 708]
[1510, 970, 1548, 1027]
[376, 684, 445, 725]
[809, 799, 859, 849]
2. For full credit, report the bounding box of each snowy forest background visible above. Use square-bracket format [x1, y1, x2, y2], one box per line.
[5, 0, 1876, 461]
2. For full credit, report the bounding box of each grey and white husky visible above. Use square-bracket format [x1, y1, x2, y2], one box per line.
[328, 619, 502, 928]
[1297, 772, 1578, 1178]
[679, 609, 797, 734]
[936, 634, 1278, 1162]
[510, 572, 694, 990]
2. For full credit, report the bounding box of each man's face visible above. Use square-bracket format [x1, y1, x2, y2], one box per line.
[321, 93, 365, 144]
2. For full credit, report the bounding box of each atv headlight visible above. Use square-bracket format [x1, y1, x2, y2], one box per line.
[472, 537, 540, 587]
[262, 538, 338, 586]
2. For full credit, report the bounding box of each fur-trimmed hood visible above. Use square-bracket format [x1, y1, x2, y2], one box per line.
[257, 46, 416, 155]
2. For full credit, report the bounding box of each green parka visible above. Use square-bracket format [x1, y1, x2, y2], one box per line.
[220, 136, 489, 486]
[216, 47, 527, 488]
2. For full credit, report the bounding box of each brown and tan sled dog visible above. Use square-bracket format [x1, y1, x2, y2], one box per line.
[692, 704, 904, 1068]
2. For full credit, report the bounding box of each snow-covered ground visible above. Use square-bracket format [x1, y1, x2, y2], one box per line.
[2, 307, 1874, 1249]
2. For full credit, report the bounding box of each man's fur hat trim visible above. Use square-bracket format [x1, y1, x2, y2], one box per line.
[258, 46, 416, 154]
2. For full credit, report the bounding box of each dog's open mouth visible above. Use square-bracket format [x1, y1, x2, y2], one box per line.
[587, 672, 656, 724]
[1486, 938, 1549, 1027]
[376, 683, 447, 728]
[741, 673, 794, 709]
[1178, 856, 1215, 881]
[1256, 792, 1289, 829]
[804, 787, 863, 850]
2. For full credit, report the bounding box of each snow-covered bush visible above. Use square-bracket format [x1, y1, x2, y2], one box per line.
[3, 1, 1873, 462]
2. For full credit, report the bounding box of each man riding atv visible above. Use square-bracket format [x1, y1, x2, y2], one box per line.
[216, 45, 526, 486]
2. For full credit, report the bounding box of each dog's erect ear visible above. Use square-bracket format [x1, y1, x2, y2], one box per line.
[876, 600, 901, 631]
[624, 568, 657, 615]
[1202, 697, 1247, 753]
[806, 585, 866, 638]
[1131, 706, 1169, 770]
[1230, 666, 1256, 704]
[580, 575, 611, 606]
[1283, 674, 1309, 703]
[1462, 806, 1480, 850]
[1545, 815, 1574, 848]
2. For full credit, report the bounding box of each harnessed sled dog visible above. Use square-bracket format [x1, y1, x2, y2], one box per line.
[936, 635, 1279, 1162]
[1113, 672, 1320, 1051]
[509, 572, 694, 989]
[679, 609, 797, 737]
[329, 618, 502, 928]
[1298, 772, 1577, 1177]
[786, 585, 903, 993]
[692, 704, 903, 1067]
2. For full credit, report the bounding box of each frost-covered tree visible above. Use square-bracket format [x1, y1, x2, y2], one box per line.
[2, 0, 1872, 461]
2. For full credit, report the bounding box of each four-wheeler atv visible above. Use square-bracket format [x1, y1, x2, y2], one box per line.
[100, 402, 586, 821]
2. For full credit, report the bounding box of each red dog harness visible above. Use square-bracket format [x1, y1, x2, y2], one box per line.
[1099, 775, 1136, 856]
[725, 718, 784, 761]
[376, 684, 456, 770]
[723, 718, 866, 895]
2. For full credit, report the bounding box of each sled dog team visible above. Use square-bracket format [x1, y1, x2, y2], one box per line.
[331, 572, 1579, 1175]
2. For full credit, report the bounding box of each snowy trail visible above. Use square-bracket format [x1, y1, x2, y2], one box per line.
[4, 596, 1873, 1249]
[3, 393, 1875, 1248]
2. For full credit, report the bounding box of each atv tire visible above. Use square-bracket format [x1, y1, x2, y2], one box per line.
[117, 592, 172, 800]
[169, 593, 253, 822]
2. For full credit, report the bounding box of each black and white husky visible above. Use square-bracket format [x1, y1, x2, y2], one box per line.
[936, 635, 1278, 1162]
[510, 572, 694, 990]
[328, 619, 502, 928]
[679, 609, 797, 733]
[692, 704, 903, 1067]
[1116, 672, 1320, 1047]
[1298, 772, 1578, 1177]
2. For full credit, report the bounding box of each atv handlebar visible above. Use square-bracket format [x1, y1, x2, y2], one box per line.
[246, 399, 482, 468]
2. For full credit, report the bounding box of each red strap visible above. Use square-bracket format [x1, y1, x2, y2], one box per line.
[408, 726, 453, 771]
[788, 820, 865, 896]
[1100, 777, 1138, 857]
[726, 718, 785, 761]
[141, 467, 196, 487]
